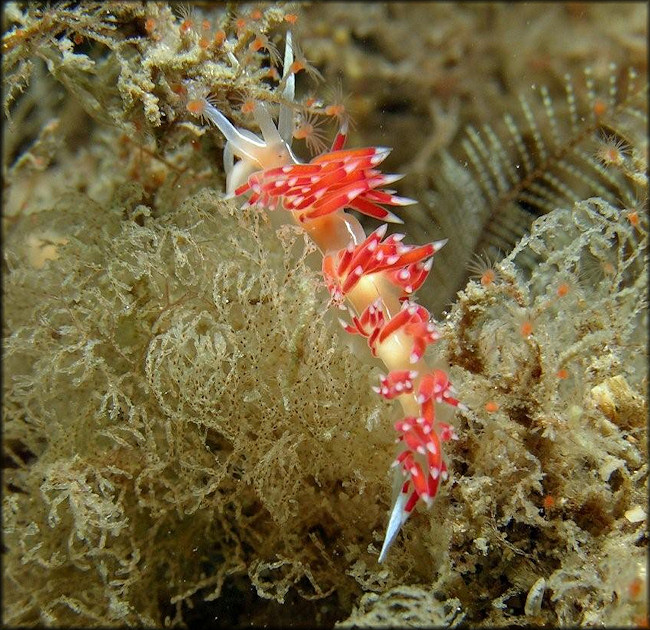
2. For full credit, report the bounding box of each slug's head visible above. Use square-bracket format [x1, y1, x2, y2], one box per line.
[188, 31, 301, 195]
[186, 95, 297, 194]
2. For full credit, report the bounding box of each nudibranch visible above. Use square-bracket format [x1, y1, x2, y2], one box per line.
[189, 32, 461, 563]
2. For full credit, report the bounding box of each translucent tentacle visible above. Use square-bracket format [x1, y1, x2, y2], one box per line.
[278, 30, 296, 143]
[223, 142, 234, 178]
[253, 102, 283, 146]
[202, 101, 265, 164]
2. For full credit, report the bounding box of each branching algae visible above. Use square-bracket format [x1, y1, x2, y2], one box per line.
[2, 2, 647, 627]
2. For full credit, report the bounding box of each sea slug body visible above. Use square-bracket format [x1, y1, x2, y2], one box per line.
[191, 33, 462, 563]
